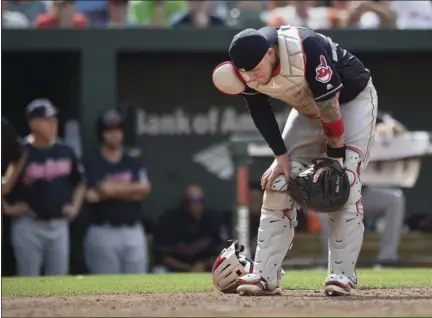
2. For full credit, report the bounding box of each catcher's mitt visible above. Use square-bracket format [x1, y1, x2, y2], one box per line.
[288, 158, 351, 212]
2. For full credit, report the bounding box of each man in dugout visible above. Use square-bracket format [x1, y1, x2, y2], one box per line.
[83, 108, 151, 274]
[3, 99, 86, 276]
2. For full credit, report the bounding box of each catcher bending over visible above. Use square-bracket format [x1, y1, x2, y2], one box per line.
[212, 25, 378, 296]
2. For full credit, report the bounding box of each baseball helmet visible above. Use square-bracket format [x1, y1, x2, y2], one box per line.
[96, 108, 124, 140]
[212, 240, 254, 293]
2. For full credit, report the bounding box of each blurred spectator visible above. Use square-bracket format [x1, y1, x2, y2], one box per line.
[171, 0, 226, 28]
[128, 0, 187, 27]
[83, 108, 151, 274]
[152, 184, 224, 273]
[264, 0, 347, 29]
[2, 0, 31, 27]
[75, 0, 129, 27]
[4, 0, 47, 26]
[74, 0, 106, 26]
[35, 0, 88, 28]
[236, 0, 268, 12]
[389, 0, 432, 29]
[107, 0, 129, 27]
[229, 1, 268, 28]
[346, 1, 396, 29]
[266, 0, 292, 11]
[210, 0, 230, 20]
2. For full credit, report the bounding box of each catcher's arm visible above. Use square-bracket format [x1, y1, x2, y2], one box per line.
[302, 36, 346, 162]
[212, 61, 287, 157]
[316, 96, 345, 157]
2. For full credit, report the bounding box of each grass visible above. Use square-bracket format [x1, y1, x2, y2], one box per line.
[2, 269, 432, 297]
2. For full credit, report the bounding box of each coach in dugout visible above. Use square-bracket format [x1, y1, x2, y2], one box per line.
[83, 108, 151, 275]
[3, 99, 86, 276]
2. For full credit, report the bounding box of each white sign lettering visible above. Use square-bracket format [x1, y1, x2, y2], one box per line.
[136, 107, 288, 136]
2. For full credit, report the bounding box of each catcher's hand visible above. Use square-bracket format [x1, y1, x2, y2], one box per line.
[288, 158, 351, 212]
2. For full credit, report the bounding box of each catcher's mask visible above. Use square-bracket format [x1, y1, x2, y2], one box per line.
[212, 240, 254, 293]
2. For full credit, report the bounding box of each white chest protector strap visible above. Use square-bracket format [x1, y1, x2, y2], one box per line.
[253, 161, 304, 289]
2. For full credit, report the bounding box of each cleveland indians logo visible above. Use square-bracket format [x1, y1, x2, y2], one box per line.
[315, 55, 333, 83]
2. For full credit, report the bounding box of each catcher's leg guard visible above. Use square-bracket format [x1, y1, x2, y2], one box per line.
[325, 149, 364, 296]
[237, 162, 304, 296]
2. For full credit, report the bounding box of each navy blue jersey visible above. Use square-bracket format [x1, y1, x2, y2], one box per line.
[6, 140, 84, 219]
[298, 27, 371, 104]
[84, 151, 148, 226]
[1, 118, 23, 176]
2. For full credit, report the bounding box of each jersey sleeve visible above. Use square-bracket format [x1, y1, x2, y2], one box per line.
[133, 160, 149, 184]
[242, 89, 287, 156]
[303, 36, 342, 102]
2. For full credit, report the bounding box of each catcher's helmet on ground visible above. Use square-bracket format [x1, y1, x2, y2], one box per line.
[96, 108, 124, 140]
[212, 240, 254, 293]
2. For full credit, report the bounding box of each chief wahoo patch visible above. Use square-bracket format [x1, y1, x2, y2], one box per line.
[315, 55, 333, 83]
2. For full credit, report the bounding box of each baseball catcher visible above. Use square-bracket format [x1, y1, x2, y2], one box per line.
[212, 25, 378, 296]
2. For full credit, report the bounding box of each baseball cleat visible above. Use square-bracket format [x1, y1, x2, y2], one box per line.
[237, 284, 282, 296]
[324, 273, 357, 297]
[236, 270, 283, 296]
[324, 284, 351, 296]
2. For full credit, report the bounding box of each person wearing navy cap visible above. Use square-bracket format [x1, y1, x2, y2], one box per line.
[212, 26, 378, 297]
[3, 98, 86, 276]
[82, 108, 151, 275]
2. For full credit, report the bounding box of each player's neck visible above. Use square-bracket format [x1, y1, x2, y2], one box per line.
[29, 134, 55, 147]
[101, 146, 123, 163]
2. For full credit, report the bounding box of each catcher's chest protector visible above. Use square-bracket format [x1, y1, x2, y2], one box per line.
[243, 26, 313, 107]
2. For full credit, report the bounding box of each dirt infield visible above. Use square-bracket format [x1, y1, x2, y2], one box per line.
[3, 288, 432, 317]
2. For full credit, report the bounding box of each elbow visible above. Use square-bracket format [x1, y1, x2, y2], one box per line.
[138, 182, 151, 197]
[75, 182, 86, 193]
[129, 182, 151, 201]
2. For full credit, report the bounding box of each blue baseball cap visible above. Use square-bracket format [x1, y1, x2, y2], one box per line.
[26, 99, 58, 119]
[228, 27, 278, 71]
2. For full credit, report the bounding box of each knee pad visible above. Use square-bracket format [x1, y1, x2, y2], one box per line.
[327, 210, 364, 279]
[254, 162, 304, 289]
[254, 209, 297, 289]
[341, 148, 364, 214]
[326, 149, 365, 277]
[262, 161, 305, 212]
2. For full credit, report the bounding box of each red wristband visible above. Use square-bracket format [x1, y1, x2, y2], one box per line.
[321, 118, 344, 137]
